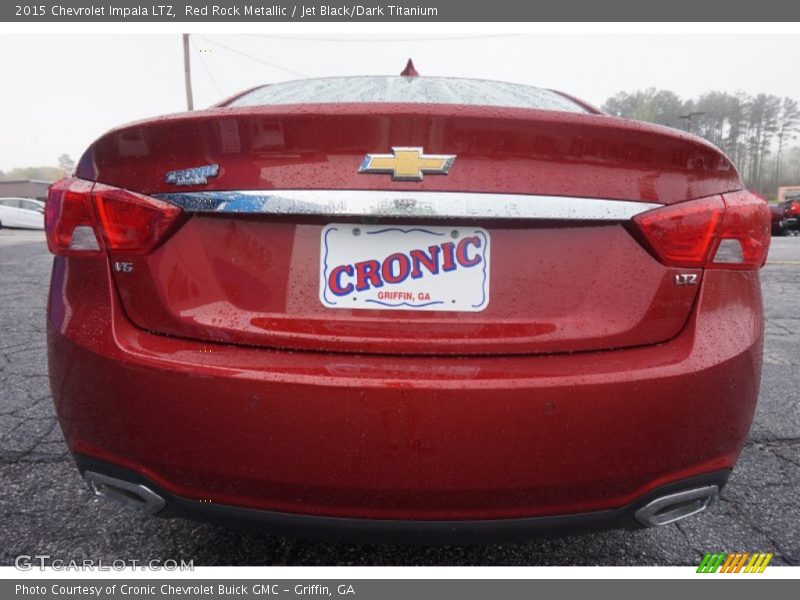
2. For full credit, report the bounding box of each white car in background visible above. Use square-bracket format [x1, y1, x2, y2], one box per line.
[0, 197, 45, 230]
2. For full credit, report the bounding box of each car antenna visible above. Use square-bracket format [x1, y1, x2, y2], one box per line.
[400, 59, 419, 77]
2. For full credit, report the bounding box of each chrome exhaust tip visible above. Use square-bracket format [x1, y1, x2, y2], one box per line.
[634, 485, 719, 527]
[84, 471, 166, 515]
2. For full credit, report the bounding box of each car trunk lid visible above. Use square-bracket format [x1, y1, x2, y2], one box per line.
[77, 104, 741, 356]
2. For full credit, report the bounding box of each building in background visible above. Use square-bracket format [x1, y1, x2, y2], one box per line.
[777, 186, 800, 203]
[0, 180, 50, 201]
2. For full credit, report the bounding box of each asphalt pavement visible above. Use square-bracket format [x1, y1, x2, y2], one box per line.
[1, 228, 798, 566]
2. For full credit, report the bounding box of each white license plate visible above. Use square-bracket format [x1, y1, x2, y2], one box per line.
[319, 224, 490, 312]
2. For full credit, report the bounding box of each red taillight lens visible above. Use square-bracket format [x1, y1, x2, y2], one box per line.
[633, 192, 770, 269]
[92, 184, 183, 254]
[633, 196, 725, 267]
[45, 178, 101, 256]
[45, 178, 184, 256]
[708, 190, 771, 269]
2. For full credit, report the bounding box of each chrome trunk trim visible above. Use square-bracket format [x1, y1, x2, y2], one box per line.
[154, 190, 662, 221]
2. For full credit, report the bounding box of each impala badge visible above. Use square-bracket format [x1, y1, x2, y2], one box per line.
[165, 164, 219, 186]
[359, 147, 456, 181]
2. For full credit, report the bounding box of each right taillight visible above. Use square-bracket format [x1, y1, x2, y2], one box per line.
[45, 177, 184, 256]
[633, 191, 770, 270]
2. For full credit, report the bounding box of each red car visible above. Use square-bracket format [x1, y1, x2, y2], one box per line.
[770, 203, 788, 236]
[45, 72, 771, 542]
[785, 198, 800, 234]
[770, 198, 800, 236]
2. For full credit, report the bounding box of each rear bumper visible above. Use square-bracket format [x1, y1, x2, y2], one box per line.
[48, 256, 763, 530]
[75, 455, 728, 544]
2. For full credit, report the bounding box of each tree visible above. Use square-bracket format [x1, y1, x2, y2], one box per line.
[694, 91, 732, 147]
[744, 94, 781, 190]
[0, 153, 77, 183]
[602, 88, 686, 129]
[773, 98, 800, 187]
[0, 166, 65, 182]
[57, 154, 76, 175]
[724, 92, 750, 169]
[602, 88, 800, 199]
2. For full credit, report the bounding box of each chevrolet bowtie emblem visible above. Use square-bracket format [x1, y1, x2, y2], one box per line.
[359, 147, 456, 181]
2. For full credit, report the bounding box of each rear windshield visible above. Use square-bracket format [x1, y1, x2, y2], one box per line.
[227, 76, 588, 113]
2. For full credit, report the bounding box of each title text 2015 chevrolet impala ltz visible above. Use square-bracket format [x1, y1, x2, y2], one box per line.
[45, 70, 770, 543]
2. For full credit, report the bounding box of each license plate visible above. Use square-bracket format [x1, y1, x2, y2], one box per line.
[319, 224, 490, 312]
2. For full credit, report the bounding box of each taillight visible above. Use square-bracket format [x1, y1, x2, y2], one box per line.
[632, 196, 725, 267]
[633, 192, 770, 269]
[92, 184, 183, 254]
[45, 178, 101, 256]
[709, 191, 771, 269]
[45, 178, 184, 256]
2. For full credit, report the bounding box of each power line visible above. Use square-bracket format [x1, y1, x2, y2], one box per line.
[242, 33, 525, 43]
[191, 37, 224, 97]
[197, 35, 308, 78]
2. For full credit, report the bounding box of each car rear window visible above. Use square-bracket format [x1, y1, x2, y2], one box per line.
[227, 76, 589, 113]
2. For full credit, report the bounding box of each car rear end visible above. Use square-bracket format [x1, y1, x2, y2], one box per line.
[45, 76, 770, 542]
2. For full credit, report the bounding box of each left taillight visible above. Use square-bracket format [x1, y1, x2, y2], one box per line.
[709, 190, 772, 269]
[45, 178, 184, 256]
[632, 191, 771, 270]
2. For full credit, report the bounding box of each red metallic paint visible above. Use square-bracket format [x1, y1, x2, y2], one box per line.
[76, 104, 741, 204]
[110, 218, 701, 355]
[75, 104, 745, 356]
[48, 254, 761, 519]
[48, 95, 766, 525]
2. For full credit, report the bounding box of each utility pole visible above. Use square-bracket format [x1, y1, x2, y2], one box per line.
[679, 111, 704, 134]
[183, 33, 194, 111]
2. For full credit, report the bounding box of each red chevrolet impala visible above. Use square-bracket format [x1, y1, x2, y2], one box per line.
[45, 71, 770, 542]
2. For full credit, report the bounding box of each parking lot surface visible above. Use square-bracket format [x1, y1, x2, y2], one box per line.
[1, 228, 798, 566]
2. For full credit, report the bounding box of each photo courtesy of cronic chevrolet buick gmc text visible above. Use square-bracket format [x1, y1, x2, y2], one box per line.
[44, 69, 771, 543]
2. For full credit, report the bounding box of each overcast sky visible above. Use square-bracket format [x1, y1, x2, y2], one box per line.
[1, 33, 799, 171]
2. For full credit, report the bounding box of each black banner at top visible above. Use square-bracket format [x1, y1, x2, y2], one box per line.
[3, 0, 800, 22]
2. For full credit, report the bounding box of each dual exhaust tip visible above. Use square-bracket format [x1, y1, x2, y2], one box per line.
[84, 470, 719, 528]
[84, 471, 166, 515]
[633, 485, 719, 527]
